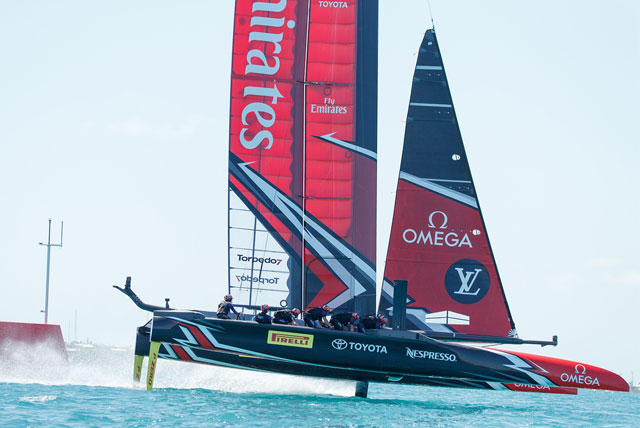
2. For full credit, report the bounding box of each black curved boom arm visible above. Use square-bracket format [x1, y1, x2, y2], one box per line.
[113, 276, 168, 312]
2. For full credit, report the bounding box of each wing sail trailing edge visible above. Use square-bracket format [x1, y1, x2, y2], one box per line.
[302, 0, 377, 314]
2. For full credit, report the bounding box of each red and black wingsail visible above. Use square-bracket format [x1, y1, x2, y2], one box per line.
[382, 29, 516, 338]
[228, 0, 377, 314]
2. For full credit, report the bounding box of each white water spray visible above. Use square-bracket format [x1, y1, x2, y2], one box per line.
[0, 342, 354, 396]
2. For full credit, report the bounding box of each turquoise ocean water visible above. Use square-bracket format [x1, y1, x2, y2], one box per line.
[1, 343, 638, 427]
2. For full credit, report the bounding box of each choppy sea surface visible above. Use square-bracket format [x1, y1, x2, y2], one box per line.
[1, 342, 638, 428]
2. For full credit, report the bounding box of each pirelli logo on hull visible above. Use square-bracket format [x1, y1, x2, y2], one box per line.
[267, 331, 314, 349]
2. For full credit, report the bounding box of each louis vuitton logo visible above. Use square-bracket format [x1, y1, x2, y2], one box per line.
[453, 267, 482, 296]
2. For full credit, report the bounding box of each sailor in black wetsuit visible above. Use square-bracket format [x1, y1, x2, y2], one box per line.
[254, 304, 272, 324]
[217, 294, 238, 319]
[303, 305, 330, 328]
[360, 314, 387, 330]
[273, 308, 300, 325]
[330, 312, 364, 332]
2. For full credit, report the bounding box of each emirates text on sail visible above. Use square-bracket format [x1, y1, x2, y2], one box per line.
[239, 1, 294, 150]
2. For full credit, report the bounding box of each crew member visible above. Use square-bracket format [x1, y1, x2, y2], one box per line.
[303, 305, 331, 328]
[217, 294, 238, 319]
[273, 308, 301, 325]
[330, 312, 364, 332]
[361, 314, 388, 330]
[254, 304, 272, 324]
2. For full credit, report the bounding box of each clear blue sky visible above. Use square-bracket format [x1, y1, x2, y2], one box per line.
[1, 1, 638, 381]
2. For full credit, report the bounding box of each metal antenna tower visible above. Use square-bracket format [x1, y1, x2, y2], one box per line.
[39, 219, 63, 324]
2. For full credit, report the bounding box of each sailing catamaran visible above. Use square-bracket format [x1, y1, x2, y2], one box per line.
[116, 0, 629, 397]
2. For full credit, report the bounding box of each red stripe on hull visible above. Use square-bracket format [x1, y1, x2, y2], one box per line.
[500, 349, 629, 392]
[179, 323, 216, 351]
[504, 384, 578, 395]
[171, 345, 192, 362]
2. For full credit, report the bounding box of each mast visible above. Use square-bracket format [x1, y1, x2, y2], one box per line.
[39, 219, 63, 324]
[301, 0, 310, 310]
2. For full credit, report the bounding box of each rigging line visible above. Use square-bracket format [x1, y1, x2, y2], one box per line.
[427, 0, 435, 30]
[248, 11, 277, 308]
[231, 267, 289, 275]
[230, 226, 271, 233]
[249, 215, 258, 307]
[255, 217, 275, 302]
[229, 246, 288, 255]
[301, 0, 312, 310]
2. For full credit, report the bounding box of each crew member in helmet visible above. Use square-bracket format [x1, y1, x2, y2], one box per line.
[217, 294, 238, 319]
[254, 304, 272, 324]
[361, 314, 388, 330]
[303, 305, 331, 328]
[273, 308, 301, 326]
[330, 312, 364, 333]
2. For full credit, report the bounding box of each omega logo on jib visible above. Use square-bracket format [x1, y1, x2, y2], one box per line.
[444, 259, 490, 304]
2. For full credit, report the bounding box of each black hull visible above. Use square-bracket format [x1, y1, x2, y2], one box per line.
[140, 311, 557, 388]
[154, 342, 535, 392]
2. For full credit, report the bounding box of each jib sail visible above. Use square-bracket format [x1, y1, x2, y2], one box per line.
[381, 29, 516, 338]
[228, 0, 377, 313]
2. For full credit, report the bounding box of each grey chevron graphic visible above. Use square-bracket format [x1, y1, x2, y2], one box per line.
[231, 158, 375, 309]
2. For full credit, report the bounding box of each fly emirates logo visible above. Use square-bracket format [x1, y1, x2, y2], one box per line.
[310, 97, 348, 115]
[238, 0, 295, 150]
[402, 210, 475, 248]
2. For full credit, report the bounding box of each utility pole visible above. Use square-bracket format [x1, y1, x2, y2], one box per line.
[39, 219, 63, 324]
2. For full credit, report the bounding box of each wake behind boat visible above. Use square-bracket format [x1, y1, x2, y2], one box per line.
[116, 0, 628, 397]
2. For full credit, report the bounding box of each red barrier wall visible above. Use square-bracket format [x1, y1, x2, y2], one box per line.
[0, 321, 67, 360]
